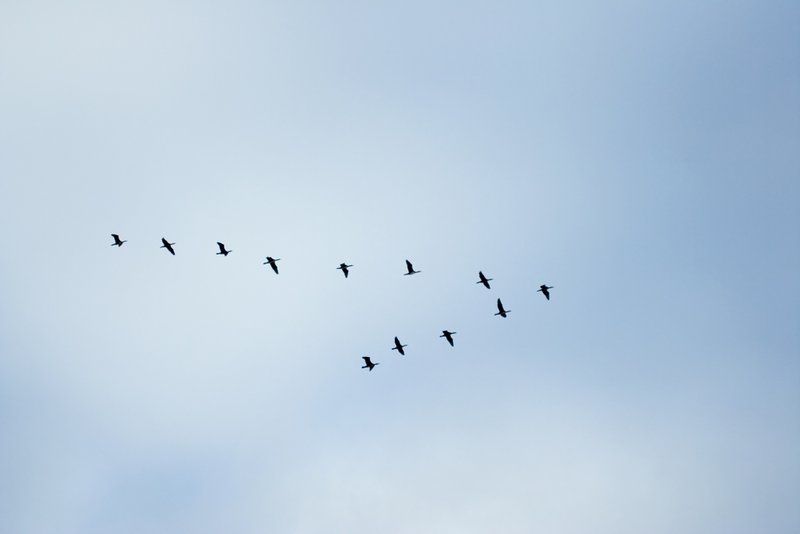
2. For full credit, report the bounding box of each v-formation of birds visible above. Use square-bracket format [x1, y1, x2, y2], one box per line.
[112, 234, 554, 372]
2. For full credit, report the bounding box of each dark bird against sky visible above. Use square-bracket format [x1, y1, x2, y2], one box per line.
[361, 356, 378, 371]
[538, 285, 553, 300]
[440, 330, 456, 347]
[216, 242, 232, 256]
[477, 271, 492, 289]
[160, 238, 176, 256]
[495, 298, 510, 318]
[337, 263, 353, 278]
[263, 256, 280, 274]
[111, 234, 126, 247]
[392, 336, 407, 355]
[404, 259, 420, 276]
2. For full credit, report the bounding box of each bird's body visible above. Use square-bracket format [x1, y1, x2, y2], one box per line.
[404, 259, 420, 276]
[216, 242, 232, 256]
[111, 234, 127, 247]
[337, 263, 353, 278]
[362, 356, 379, 371]
[392, 336, 407, 355]
[495, 298, 510, 318]
[160, 237, 176, 255]
[440, 330, 457, 347]
[477, 271, 492, 289]
[538, 285, 553, 300]
[263, 256, 281, 274]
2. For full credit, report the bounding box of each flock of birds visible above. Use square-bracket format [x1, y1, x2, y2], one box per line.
[110, 233, 554, 372]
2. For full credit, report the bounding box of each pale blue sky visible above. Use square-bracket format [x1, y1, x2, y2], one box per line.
[1, 1, 798, 533]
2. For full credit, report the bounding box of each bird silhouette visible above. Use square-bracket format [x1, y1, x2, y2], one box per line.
[538, 284, 553, 300]
[263, 256, 280, 274]
[216, 242, 232, 256]
[392, 336, 407, 355]
[495, 298, 510, 318]
[404, 259, 420, 276]
[440, 330, 457, 347]
[160, 237, 176, 255]
[477, 271, 492, 289]
[110, 234, 126, 247]
[362, 356, 379, 371]
[337, 263, 353, 278]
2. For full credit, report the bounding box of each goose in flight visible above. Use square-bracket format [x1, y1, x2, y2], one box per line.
[404, 259, 420, 276]
[392, 336, 408, 355]
[337, 263, 353, 278]
[216, 242, 232, 256]
[440, 330, 457, 347]
[362, 356, 379, 371]
[263, 256, 280, 274]
[495, 298, 510, 318]
[160, 238, 176, 256]
[538, 285, 553, 301]
[110, 234, 126, 247]
[476, 271, 492, 289]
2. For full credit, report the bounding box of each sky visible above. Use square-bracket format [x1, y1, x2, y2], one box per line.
[0, 1, 798, 532]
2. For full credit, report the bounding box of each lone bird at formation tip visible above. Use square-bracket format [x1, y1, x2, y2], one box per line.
[477, 271, 492, 289]
[263, 256, 281, 274]
[160, 237, 176, 255]
[404, 259, 420, 276]
[392, 336, 407, 356]
[362, 356, 379, 371]
[111, 234, 127, 247]
[538, 284, 554, 300]
[337, 263, 353, 278]
[216, 242, 232, 256]
[440, 330, 457, 347]
[495, 298, 510, 318]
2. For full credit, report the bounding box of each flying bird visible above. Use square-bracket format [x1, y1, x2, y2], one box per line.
[404, 259, 420, 276]
[495, 298, 510, 318]
[476, 271, 492, 289]
[440, 330, 457, 347]
[538, 284, 554, 301]
[216, 242, 232, 256]
[263, 256, 280, 274]
[160, 237, 176, 255]
[392, 336, 408, 355]
[110, 234, 126, 247]
[362, 356, 379, 371]
[337, 263, 353, 278]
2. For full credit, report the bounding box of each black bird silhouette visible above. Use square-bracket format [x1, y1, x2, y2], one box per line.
[110, 234, 126, 247]
[476, 271, 492, 289]
[440, 330, 457, 347]
[404, 259, 420, 276]
[160, 237, 176, 256]
[337, 263, 353, 278]
[392, 336, 408, 355]
[216, 242, 232, 256]
[495, 298, 510, 318]
[538, 284, 554, 301]
[362, 356, 379, 371]
[263, 256, 280, 274]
